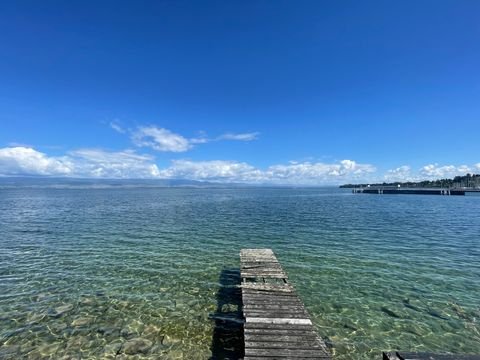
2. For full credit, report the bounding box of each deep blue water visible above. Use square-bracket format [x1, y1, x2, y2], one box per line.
[0, 187, 479, 359]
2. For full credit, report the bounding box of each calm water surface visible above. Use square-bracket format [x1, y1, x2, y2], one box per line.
[0, 187, 479, 359]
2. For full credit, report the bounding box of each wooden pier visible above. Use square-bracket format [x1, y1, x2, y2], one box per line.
[352, 187, 468, 195]
[240, 249, 331, 359]
[383, 352, 480, 360]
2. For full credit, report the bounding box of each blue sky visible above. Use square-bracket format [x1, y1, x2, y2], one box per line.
[0, 1, 479, 184]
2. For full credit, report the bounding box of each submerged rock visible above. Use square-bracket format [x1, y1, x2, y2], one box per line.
[164, 349, 184, 359]
[102, 341, 123, 356]
[50, 322, 68, 333]
[71, 316, 94, 327]
[79, 297, 96, 306]
[142, 324, 161, 338]
[381, 306, 400, 318]
[53, 304, 74, 317]
[66, 335, 88, 349]
[96, 326, 119, 337]
[120, 327, 135, 338]
[342, 322, 357, 331]
[0, 345, 20, 359]
[122, 337, 153, 355]
[162, 335, 181, 346]
[427, 308, 450, 320]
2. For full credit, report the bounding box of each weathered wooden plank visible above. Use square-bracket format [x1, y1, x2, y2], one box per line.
[242, 295, 301, 303]
[242, 264, 285, 268]
[243, 302, 304, 309]
[241, 284, 295, 292]
[245, 328, 316, 336]
[243, 301, 303, 308]
[244, 323, 316, 332]
[244, 348, 330, 358]
[241, 268, 287, 273]
[242, 273, 286, 277]
[245, 334, 319, 342]
[241, 259, 278, 263]
[384, 352, 480, 360]
[244, 311, 309, 318]
[245, 341, 325, 349]
[245, 322, 314, 329]
[241, 254, 276, 258]
[242, 287, 296, 294]
[243, 307, 309, 315]
[241, 248, 274, 253]
[241, 273, 288, 279]
[243, 292, 301, 299]
[243, 304, 306, 311]
[243, 288, 294, 294]
[245, 357, 328, 360]
[243, 302, 302, 308]
[245, 317, 312, 325]
[243, 292, 298, 298]
[241, 266, 285, 271]
[243, 303, 307, 310]
[242, 263, 284, 268]
[244, 312, 310, 320]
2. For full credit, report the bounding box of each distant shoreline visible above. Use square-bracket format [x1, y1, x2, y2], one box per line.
[340, 173, 480, 189]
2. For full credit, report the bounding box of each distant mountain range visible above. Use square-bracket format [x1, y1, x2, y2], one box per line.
[0, 177, 244, 188]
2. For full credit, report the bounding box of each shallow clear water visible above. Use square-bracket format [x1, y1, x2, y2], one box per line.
[0, 187, 479, 359]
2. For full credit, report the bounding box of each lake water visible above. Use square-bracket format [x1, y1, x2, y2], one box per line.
[0, 186, 479, 359]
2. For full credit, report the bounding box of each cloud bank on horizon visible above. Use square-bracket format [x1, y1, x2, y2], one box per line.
[0, 146, 377, 184]
[0, 125, 478, 185]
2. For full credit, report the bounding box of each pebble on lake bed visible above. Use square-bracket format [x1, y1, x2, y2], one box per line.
[142, 324, 161, 338]
[71, 316, 94, 327]
[122, 337, 153, 355]
[53, 304, 74, 316]
[102, 341, 123, 356]
[162, 335, 181, 346]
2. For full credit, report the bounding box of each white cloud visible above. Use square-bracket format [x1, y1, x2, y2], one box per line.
[0, 147, 159, 178]
[2, 146, 477, 185]
[384, 165, 413, 182]
[420, 164, 472, 178]
[263, 160, 376, 184]
[218, 132, 259, 141]
[0, 147, 73, 176]
[0, 147, 375, 184]
[158, 160, 259, 182]
[127, 126, 259, 152]
[157, 159, 375, 184]
[131, 126, 191, 152]
[69, 149, 160, 178]
[109, 120, 126, 134]
[189, 137, 210, 144]
[383, 163, 478, 183]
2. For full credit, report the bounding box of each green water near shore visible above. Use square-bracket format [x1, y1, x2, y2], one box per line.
[1, 187, 479, 359]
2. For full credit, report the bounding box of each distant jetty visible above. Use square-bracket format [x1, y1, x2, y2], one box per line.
[350, 186, 480, 196]
[341, 173, 480, 196]
[341, 173, 480, 190]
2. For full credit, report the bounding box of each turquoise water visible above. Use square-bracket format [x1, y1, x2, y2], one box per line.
[0, 186, 479, 359]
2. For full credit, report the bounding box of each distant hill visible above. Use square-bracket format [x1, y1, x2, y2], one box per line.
[340, 173, 480, 189]
[0, 177, 238, 188]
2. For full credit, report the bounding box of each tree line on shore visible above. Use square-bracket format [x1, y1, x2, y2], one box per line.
[340, 173, 480, 189]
